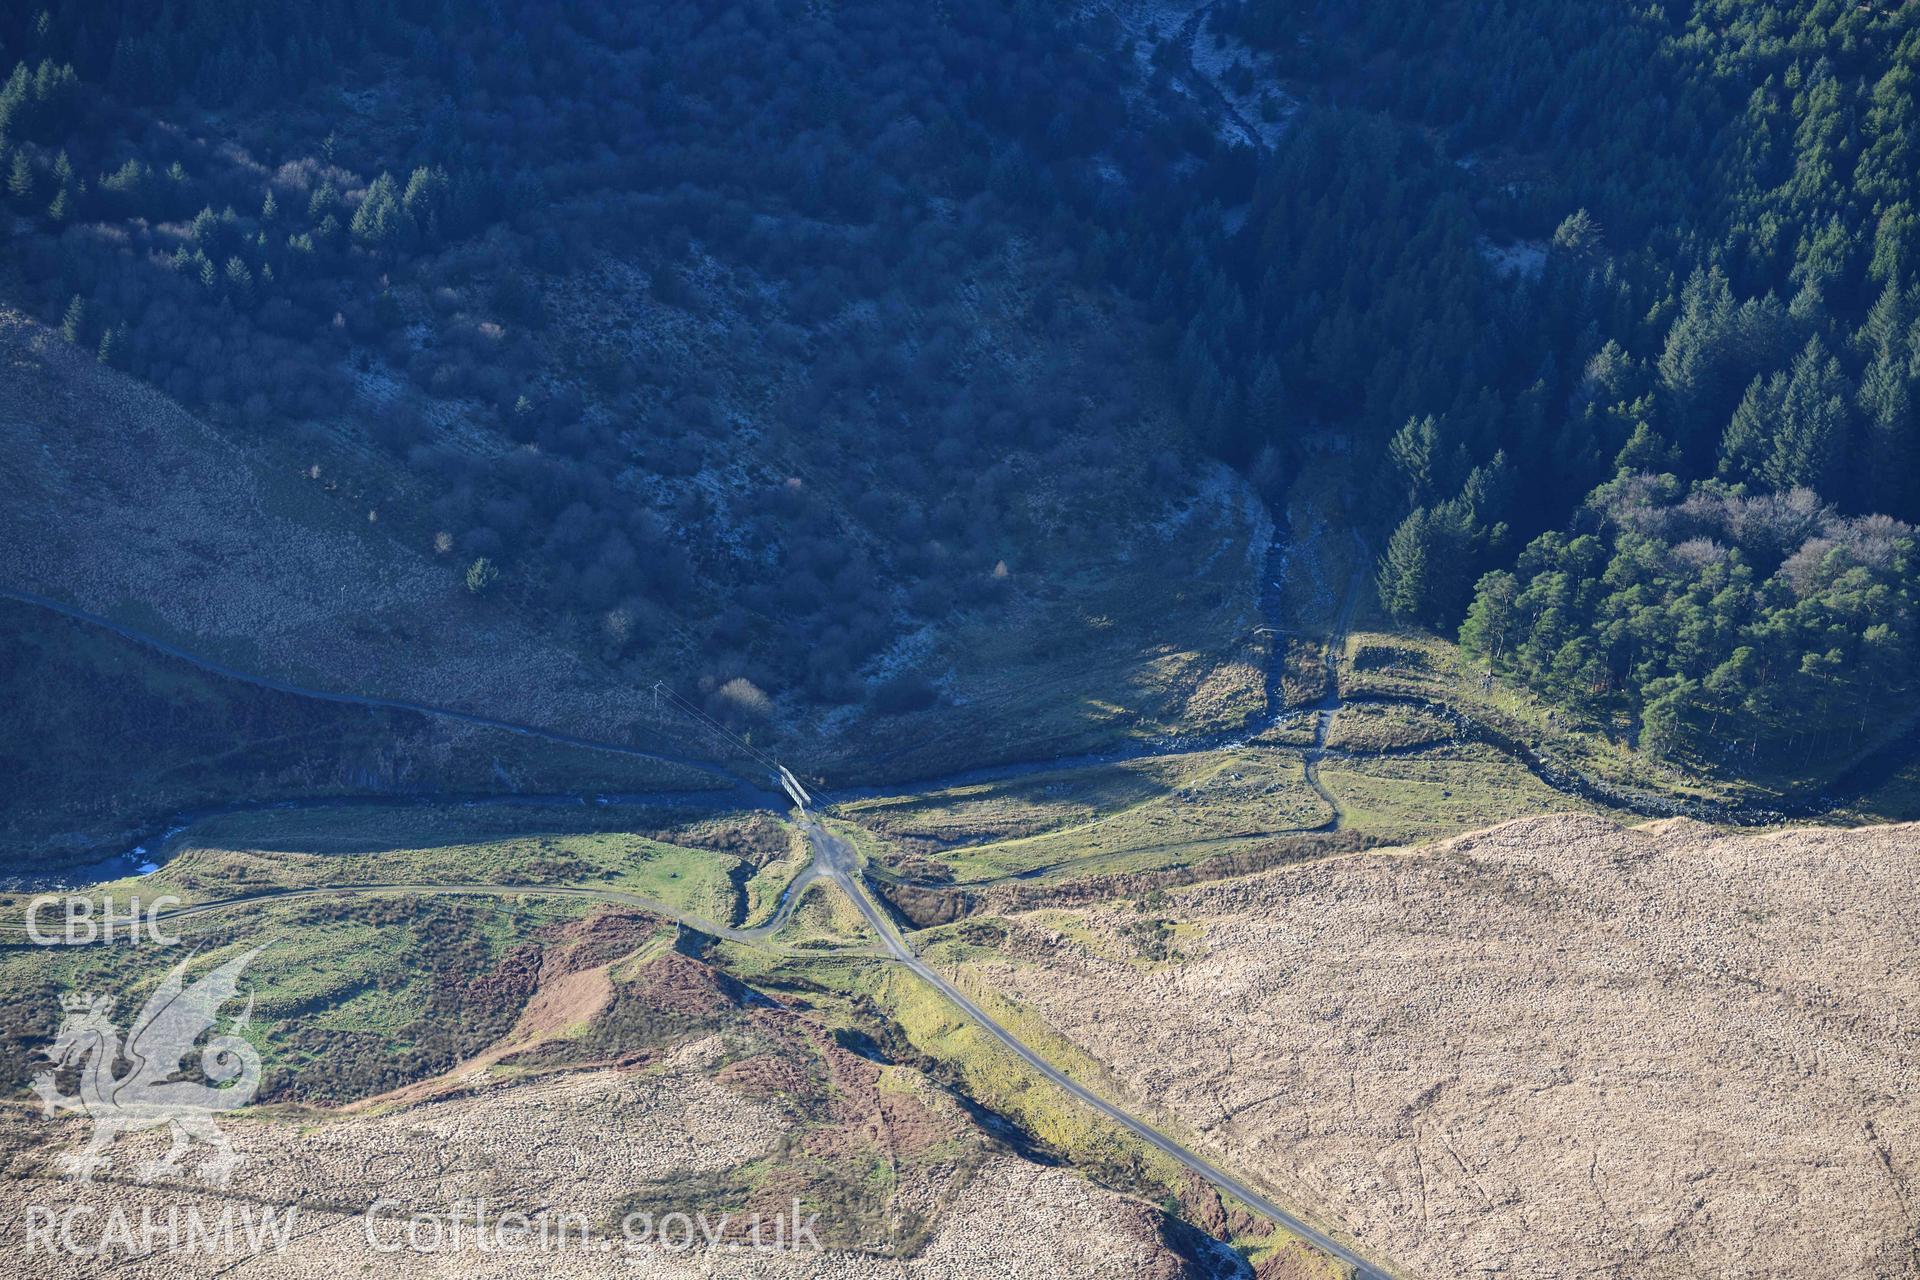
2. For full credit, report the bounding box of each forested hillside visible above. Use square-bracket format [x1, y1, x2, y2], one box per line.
[0, 0, 1210, 732]
[3, 0, 1917, 785]
[1185, 0, 1920, 772]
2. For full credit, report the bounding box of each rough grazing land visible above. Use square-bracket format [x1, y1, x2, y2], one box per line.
[0, 1046, 1191, 1278]
[0, 915, 1200, 1277]
[975, 815, 1920, 1279]
[0, 310, 669, 746]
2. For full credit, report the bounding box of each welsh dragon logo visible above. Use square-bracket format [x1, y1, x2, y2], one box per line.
[33, 948, 264, 1186]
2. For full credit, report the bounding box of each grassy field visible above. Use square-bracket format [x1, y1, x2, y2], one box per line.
[1320, 700, 1460, 753]
[841, 722, 1613, 893]
[0, 779, 1391, 1269]
[781, 880, 880, 951]
[0, 803, 793, 928]
[0, 892, 598, 1104]
[712, 937, 1353, 1273]
[1316, 743, 1605, 845]
[559, 943, 1004, 1254]
[4, 896, 971, 1253]
[843, 747, 1333, 885]
[1000, 906, 1210, 971]
[843, 758, 1195, 850]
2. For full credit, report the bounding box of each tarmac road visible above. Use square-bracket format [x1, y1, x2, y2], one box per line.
[8, 827, 1398, 1277]
[796, 814, 1398, 1280]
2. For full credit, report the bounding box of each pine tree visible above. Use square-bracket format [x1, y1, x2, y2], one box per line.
[1550, 208, 1603, 260]
[1787, 278, 1828, 330]
[1246, 357, 1287, 443]
[401, 164, 450, 241]
[1457, 452, 1516, 534]
[99, 157, 143, 199]
[1661, 268, 1796, 469]
[95, 322, 124, 365]
[224, 256, 254, 307]
[1616, 421, 1680, 475]
[45, 185, 68, 222]
[1657, 267, 1732, 439]
[307, 180, 339, 221]
[1460, 570, 1521, 663]
[260, 187, 278, 222]
[351, 171, 401, 246]
[1386, 414, 1445, 510]
[1718, 372, 1785, 483]
[7, 151, 32, 201]
[466, 556, 499, 595]
[1639, 677, 1702, 760]
[1858, 352, 1916, 515]
[1868, 203, 1917, 287]
[1762, 337, 1852, 494]
[59, 294, 84, 343]
[1378, 508, 1435, 623]
[1857, 280, 1911, 361]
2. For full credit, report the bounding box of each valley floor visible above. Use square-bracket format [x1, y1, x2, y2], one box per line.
[6, 356, 1918, 1278]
